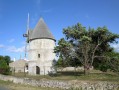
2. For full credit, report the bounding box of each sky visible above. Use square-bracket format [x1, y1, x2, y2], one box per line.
[0, 0, 119, 60]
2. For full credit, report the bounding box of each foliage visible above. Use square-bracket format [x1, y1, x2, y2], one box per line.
[0, 60, 10, 75]
[4, 56, 11, 65]
[55, 23, 119, 75]
[54, 38, 73, 67]
[55, 55, 64, 67]
[106, 51, 119, 72]
[0, 55, 11, 75]
[93, 51, 119, 72]
[56, 55, 81, 68]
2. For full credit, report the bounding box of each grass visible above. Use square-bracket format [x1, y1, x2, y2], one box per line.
[11, 70, 119, 82]
[0, 80, 62, 90]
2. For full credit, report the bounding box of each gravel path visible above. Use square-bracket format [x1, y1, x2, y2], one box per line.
[0, 86, 9, 90]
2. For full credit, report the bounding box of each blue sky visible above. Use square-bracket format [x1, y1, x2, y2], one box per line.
[0, 0, 119, 60]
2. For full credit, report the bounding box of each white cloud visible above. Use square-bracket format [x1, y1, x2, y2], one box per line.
[8, 39, 15, 43]
[112, 44, 119, 52]
[6, 46, 25, 53]
[0, 44, 4, 48]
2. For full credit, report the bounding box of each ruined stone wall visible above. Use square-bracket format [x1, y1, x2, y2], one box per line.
[0, 74, 119, 90]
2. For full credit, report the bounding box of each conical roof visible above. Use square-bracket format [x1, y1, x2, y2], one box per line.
[29, 18, 55, 41]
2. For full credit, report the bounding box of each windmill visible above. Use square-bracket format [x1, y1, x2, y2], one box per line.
[23, 13, 30, 60]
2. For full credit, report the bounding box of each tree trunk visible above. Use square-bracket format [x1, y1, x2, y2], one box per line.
[74, 67, 76, 76]
[84, 66, 89, 75]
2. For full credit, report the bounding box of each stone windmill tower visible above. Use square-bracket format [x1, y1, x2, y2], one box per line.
[24, 17, 56, 75]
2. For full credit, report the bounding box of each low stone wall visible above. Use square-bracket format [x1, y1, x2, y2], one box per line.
[57, 66, 93, 72]
[0, 74, 71, 89]
[0, 74, 119, 90]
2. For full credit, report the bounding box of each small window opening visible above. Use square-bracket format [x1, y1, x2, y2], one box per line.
[38, 54, 40, 58]
[26, 65, 28, 70]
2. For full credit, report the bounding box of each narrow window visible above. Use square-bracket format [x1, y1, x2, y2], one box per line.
[26, 65, 28, 70]
[38, 54, 40, 58]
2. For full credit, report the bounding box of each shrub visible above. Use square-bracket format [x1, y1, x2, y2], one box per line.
[0, 60, 10, 75]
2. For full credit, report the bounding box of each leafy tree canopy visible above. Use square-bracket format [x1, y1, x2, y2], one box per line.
[55, 23, 119, 75]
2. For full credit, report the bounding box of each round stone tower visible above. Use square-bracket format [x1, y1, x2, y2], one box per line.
[26, 18, 56, 75]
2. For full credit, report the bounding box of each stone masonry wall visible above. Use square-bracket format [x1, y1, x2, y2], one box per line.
[0, 74, 119, 90]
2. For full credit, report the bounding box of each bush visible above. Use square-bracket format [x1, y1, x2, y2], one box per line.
[0, 60, 10, 75]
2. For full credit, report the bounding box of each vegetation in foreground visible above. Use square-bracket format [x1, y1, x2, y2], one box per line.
[0, 80, 62, 90]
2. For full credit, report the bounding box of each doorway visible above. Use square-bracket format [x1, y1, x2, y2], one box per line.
[36, 66, 40, 74]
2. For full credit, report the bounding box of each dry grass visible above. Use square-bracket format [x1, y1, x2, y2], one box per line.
[10, 70, 119, 82]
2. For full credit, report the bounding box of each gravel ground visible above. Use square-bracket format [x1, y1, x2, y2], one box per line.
[0, 86, 9, 90]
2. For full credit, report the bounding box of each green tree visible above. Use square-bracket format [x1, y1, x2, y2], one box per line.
[0, 55, 11, 75]
[56, 55, 65, 67]
[0, 60, 10, 75]
[4, 56, 11, 65]
[0, 55, 4, 60]
[54, 38, 72, 67]
[55, 23, 119, 75]
[105, 51, 119, 73]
